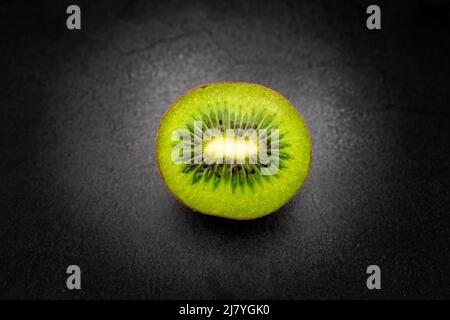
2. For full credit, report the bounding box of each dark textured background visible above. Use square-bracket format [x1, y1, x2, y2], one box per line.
[1, 0, 450, 299]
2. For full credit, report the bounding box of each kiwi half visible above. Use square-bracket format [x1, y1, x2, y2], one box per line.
[156, 82, 312, 220]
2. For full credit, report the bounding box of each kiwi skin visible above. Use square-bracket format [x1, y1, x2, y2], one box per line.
[155, 82, 313, 220]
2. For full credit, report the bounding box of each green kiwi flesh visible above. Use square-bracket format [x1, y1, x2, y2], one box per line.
[156, 82, 312, 220]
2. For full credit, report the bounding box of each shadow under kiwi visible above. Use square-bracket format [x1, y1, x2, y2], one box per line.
[172, 200, 297, 241]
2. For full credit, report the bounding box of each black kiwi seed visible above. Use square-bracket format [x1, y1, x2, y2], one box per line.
[203, 163, 208, 168]
[219, 119, 223, 125]
[237, 164, 242, 170]
[250, 167, 255, 174]
[232, 166, 237, 174]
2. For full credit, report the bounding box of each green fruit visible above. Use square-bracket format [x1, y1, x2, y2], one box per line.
[156, 82, 312, 220]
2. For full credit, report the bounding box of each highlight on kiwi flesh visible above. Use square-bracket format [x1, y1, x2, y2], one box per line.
[156, 82, 312, 220]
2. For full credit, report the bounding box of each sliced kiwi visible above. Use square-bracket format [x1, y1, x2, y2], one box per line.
[156, 82, 312, 220]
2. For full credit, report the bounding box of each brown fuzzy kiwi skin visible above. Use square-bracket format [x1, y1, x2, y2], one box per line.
[155, 82, 313, 220]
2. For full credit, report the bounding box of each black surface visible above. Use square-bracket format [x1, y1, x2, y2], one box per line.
[1, 0, 450, 299]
